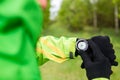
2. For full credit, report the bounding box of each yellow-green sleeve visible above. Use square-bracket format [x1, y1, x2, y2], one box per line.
[36, 36, 77, 65]
[92, 78, 109, 80]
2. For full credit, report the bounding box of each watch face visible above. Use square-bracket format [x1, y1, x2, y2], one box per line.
[76, 39, 88, 51]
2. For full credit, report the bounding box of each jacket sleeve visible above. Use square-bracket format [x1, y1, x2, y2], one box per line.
[36, 36, 77, 65]
[92, 78, 109, 80]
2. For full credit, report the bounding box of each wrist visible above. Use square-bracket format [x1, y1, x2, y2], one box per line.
[92, 78, 109, 80]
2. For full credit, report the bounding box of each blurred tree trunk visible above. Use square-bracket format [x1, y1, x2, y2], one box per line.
[91, 0, 98, 28]
[114, 4, 119, 34]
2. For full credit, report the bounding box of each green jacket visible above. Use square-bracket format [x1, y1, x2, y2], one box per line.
[0, 0, 42, 80]
[0, 0, 109, 80]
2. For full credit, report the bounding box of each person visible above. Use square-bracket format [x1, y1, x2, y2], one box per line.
[0, 0, 118, 80]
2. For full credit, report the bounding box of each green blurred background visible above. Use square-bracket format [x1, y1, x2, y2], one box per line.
[40, 0, 120, 80]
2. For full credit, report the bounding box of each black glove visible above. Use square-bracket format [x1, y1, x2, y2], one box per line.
[78, 40, 111, 80]
[75, 36, 118, 68]
[91, 36, 118, 66]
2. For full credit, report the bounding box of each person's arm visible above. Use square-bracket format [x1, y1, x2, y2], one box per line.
[36, 36, 110, 80]
[36, 36, 77, 65]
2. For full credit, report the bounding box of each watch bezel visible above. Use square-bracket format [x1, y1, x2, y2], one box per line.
[76, 39, 88, 51]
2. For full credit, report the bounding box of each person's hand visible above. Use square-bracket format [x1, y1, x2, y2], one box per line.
[38, 0, 47, 9]
[75, 36, 118, 68]
[78, 40, 112, 80]
[91, 36, 118, 66]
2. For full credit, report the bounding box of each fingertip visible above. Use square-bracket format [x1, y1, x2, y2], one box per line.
[104, 36, 110, 42]
[113, 61, 118, 66]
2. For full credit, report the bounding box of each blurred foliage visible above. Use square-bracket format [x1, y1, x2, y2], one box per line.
[112, 0, 120, 4]
[55, 0, 120, 32]
[57, 0, 93, 31]
[97, 0, 115, 27]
